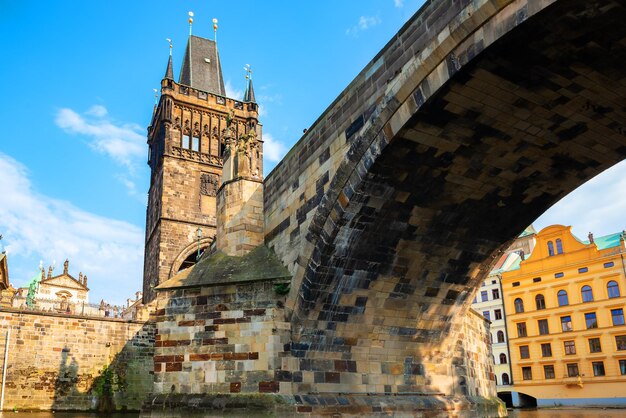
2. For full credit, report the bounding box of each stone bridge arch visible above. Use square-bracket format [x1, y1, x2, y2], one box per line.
[264, 0, 626, 402]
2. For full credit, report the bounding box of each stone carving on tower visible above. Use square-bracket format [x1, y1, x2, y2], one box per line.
[142, 16, 262, 302]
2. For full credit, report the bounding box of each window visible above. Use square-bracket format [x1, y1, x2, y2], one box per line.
[567, 363, 579, 377]
[538, 319, 550, 335]
[561, 315, 573, 332]
[495, 309, 502, 320]
[491, 280, 497, 285]
[592, 361, 605, 376]
[512, 281, 520, 287]
[522, 366, 532, 380]
[517, 322, 527, 337]
[555, 272, 564, 278]
[492, 288, 500, 300]
[604, 262, 615, 268]
[578, 267, 588, 273]
[541, 343, 552, 357]
[497, 330, 505, 343]
[514, 298, 524, 313]
[481, 290, 488, 302]
[473, 296, 477, 304]
[589, 338, 602, 353]
[519, 345, 530, 359]
[483, 311, 490, 321]
[535, 294, 546, 310]
[608, 281, 621, 298]
[557, 290, 569, 306]
[533, 277, 542, 283]
[556, 238, 563, 254]
[564, 340, 576, 355]
[612, 309, 625, 326]
[616, 335, 626, 350]
[620, 360, 626, 375]
[581, 285, 594, 303]
[499, 353, 507, 364]
[191, 136, 200, 152]
[182, 134, 191, 149]
[502, 373, 510, 385]
[548, 241, 555, 256]
[544, 365, 555, 379]
[585, 312, 598, 329]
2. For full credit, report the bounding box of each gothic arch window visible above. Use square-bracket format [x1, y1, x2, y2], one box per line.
[608, 281, 620, 298]
[497, 330, 505, 343]
[499, 353, 508, 364]
[502, 373, 510, 385]
[535, 294, 546, 310]
[514, 298, 524, 313]
[581, 285, 594, 303]
[178, 246, 210, 272]
[547, 241, 555, 256]
[556, 238, 564, 254]
[557, 290, 569, 306]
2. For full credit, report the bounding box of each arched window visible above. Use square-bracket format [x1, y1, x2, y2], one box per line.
[557, 290, 569, 306]
[535, 294, 546, 310]
[499, 353, 508, 364]
[514, 298, 524, 313]
[548, 241, 555, 256]
[581, 285, 594, 303]
[556, 238, 564, 254]
[502, 373, 510, 385]
[608, 281, 621, 298]
[497, 330, 505, 343]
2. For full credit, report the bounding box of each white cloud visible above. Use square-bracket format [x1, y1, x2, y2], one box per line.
[55, 106, 144, 170]
[346, 15, 382, 36]
[394, 0, 404, 7]
[263, 132, 287, 164]
[534, 160, 626, 238]
[0, 153, 144, 305]
[225, 80, 244, 101]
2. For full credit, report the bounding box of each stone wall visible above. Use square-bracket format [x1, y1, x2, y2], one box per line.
[0, 308, 154, 411]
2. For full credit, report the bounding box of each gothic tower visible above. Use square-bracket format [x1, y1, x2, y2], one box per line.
[143, 28, 262, 302]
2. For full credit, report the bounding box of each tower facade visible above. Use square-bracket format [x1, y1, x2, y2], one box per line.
[143, 33, 262, 302]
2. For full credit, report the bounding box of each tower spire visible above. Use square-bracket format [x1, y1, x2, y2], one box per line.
[164, 38, 174, 80]
[243, 65, 256, 103]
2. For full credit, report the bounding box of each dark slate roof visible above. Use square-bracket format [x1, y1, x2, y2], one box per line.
[156, 245, 291, 290]
[179, 35, 225, 96]
[244, 78, 256, 103]
[164, 54, 174, 80]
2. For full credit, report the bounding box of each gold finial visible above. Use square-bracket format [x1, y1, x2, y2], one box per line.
[213, 18, 218, 42]
[188, 11, 194, 36]
[166, 38, 172, 56]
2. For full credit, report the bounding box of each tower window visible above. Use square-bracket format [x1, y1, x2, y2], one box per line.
[192, 136, 200, 152]
[182, 134, 191, 149]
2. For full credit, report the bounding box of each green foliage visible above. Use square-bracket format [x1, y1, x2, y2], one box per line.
[274, 282, 290, 295]
[91, 364, 127, 397]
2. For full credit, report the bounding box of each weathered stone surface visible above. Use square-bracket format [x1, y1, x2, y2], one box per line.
[0, 308, 154, 411]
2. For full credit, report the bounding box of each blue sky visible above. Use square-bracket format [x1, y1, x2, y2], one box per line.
[1, 1, 625, 305]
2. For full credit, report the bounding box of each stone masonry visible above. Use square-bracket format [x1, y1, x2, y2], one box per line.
[0, 308, 154, 411]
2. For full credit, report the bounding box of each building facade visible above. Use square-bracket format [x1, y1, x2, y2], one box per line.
[472, 226, 536, 390]
[502, 225, 626, 407]
[142, 29, 261, 302]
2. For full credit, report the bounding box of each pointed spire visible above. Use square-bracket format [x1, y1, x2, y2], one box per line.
[244, 78, 256, 103]
[164, 38, 174, 80]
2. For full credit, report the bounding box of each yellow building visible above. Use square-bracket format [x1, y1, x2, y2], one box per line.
[502, 225, 626, 407]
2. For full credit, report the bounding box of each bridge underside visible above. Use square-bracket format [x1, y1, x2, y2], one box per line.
[289, 0, 626, 404]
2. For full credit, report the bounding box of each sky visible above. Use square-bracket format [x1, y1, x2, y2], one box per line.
[1, 1, 625, 305]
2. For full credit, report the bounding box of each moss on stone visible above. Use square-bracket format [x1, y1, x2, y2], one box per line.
[157, 245, 291, 290]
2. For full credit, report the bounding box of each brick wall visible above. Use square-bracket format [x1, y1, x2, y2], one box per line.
[0, 308, 154, 411]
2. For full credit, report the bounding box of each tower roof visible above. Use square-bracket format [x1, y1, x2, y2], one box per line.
[164, 54, 174, 80]
[179, 35, 225, 96]
[244, 77, 256, 103]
